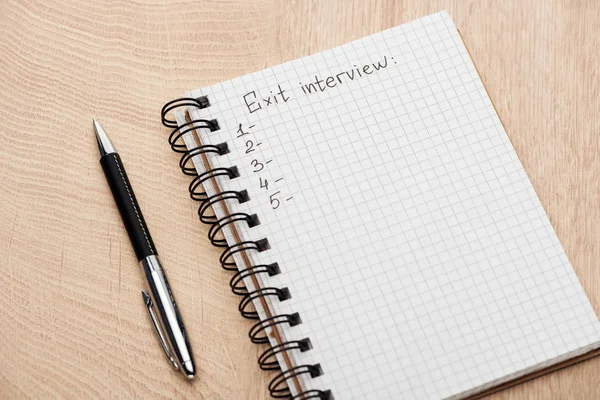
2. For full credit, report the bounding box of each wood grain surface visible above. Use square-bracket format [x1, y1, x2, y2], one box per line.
[1, 0, 599, 398]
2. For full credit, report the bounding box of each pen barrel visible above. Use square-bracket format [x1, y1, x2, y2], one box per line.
[100, 153, 157, 260]
[141, 256, 195, 374]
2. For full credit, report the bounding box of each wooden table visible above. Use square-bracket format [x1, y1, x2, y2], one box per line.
[1, 0, 599, 398]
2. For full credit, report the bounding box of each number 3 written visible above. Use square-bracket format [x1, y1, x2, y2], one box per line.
[251, 159, 264, 172]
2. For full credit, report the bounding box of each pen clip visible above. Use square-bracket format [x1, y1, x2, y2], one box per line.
[142, 290, 179, 371]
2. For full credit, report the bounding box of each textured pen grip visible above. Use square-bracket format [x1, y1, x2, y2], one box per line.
[100, 153, 157, 260]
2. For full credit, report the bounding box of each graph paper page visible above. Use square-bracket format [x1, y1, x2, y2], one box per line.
[185, 11, 600, 399]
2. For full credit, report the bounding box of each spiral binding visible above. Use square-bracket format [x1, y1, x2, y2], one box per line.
[161, 98, 332, 400]
[258, 338, 312, 370]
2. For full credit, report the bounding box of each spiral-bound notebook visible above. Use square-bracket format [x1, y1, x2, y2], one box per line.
[160, 11, 600, 399]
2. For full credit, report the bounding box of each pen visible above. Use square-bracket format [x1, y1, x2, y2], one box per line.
[94, 119, 196, 379]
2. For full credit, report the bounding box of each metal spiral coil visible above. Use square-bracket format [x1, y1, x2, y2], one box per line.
[229, 263, 280, 295]
[269, 364, 329, 399]
[208, 213, 260, 247]
[189, 167, 239, 201]
[258, 339, 312, 370]
[197, 190, 250, 225]
[161, 97, 211, 128]
[219, 239, 270, 271]
[162, 96, 332, 400]
[291, 390, 333, 400]
[249, 313, 302, 344]
[238, 287, 291, 320]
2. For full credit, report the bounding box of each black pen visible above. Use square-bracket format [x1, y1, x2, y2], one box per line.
[94, 119, 196, 379]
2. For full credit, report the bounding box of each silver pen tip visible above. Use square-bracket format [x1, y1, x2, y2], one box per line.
[181, 360, 196, 379]
[93, 118, 117, 157]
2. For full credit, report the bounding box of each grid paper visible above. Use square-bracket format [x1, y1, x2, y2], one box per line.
[184, 11, 600, 399]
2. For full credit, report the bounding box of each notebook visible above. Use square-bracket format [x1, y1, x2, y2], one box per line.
[160, 11, 600, 399]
